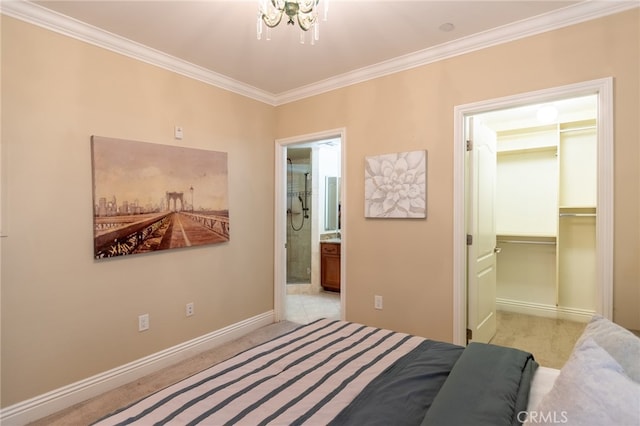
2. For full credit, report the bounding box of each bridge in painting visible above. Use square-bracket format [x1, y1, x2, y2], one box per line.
[93, 211, 229, 258]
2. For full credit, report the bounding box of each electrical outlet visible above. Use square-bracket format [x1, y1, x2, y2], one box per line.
[186, 302, 194, 317]
[138, 313, 149, 332]
[374, 295, 383, 310]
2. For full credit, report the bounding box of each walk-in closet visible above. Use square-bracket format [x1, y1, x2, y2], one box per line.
[491, 96, 597, 322]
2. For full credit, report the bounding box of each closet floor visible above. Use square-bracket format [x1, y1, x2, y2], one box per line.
[491, 311, 586, 369]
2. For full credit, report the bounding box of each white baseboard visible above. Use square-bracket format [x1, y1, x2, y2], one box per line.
[497, 298, 593, 323]
[0, 311, 275, 426]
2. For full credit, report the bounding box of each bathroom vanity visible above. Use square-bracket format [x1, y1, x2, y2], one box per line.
[320, 241, 341, 292]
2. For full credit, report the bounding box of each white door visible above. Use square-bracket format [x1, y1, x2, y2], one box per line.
[467, 117, 498, 344]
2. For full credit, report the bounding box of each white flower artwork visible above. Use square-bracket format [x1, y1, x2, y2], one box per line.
[364, 150, 427, 218]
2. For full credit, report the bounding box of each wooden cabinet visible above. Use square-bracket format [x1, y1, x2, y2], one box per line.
[320, 242, 341, 292]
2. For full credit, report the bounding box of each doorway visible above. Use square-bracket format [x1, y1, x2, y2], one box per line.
[453, 78, 614, 346]
[274, 128, 347, 324]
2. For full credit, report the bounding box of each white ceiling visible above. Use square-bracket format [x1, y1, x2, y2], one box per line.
[5, 1, 637, 105]
[479, 94, 598, 132]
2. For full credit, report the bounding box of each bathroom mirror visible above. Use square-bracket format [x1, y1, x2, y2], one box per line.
[325, 176, 341, 231]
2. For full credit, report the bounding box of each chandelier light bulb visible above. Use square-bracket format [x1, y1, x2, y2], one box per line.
[258, 0, 328, 43]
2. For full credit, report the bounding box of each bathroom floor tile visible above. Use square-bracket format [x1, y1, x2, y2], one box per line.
[285, 291, 341, 324]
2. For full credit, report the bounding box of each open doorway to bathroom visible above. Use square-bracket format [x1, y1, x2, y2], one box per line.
[285, 141, 341, 324]
[274, 128, 346, 325]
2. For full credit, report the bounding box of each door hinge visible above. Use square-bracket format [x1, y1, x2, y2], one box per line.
[466, 139, 473, 151]
[466, 234, 473, 245]
[466, 328, 473, 343]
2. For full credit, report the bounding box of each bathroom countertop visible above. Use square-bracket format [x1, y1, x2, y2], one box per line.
[321, 238, 341, 244]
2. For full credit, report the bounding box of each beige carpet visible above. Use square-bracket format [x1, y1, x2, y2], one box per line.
[491, 311, 586, 369]
[29, 321, 300, 426]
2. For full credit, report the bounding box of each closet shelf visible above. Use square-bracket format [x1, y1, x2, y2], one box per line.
[497, 145, 557, 156]
[559, 213, 596, 217]
[559, 206, 596, 210]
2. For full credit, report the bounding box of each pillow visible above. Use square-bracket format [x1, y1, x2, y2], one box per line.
[525, 337, 640, 426]
[576, 315, 640, 383]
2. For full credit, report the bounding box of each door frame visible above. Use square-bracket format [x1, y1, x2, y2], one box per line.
[452, 78, 614, 345]
[274, 128, 347, 322]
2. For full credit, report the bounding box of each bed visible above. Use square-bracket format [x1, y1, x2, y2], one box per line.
[94, 319, 537, 425]
[94, 316, 640, 426]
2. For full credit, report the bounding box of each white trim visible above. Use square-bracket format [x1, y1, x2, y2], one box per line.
[274, 2, 638, 105]
[453, 78, 614, 346]
[596, 78, 615, 320]
[0, 0, 275, 105]
[274, 144, 288, 322]
[1, 0, 636, 106]
[274, 128, 347, 323]
[497, 298, 594, 323]
[0, 311, 275, 425]
[452, 110, 468, 346]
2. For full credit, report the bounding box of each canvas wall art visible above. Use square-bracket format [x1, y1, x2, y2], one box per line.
[91, 136, 229, 259]
[364, 150, 427, 218]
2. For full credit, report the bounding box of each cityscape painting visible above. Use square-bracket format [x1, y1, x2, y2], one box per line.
[91, 136, 230, 259]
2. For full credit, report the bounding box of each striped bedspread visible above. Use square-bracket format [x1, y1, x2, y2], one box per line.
[95, 319, 428, 425]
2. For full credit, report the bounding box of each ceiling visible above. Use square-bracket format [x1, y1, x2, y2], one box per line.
[6, 1, 637, 105]
[479, 94, 597, 132]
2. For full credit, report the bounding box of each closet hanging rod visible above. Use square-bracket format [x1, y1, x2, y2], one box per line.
[559, 213, 597, 217]
[497, 239, 556, 245]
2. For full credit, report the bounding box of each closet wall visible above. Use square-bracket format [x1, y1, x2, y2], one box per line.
[557, 121, 598, 313]
[495, 113, 597, 322]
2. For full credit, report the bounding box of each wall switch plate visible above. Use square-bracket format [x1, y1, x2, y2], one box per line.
[374, 295, 383, 310]
[174, 126, 183, 140]
[138, 313, 149, 331]
[186, 302, 194, 317]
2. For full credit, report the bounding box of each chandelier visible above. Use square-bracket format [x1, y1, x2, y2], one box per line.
[257, 0, 328, 44]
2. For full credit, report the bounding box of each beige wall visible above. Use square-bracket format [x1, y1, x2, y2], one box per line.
[1, 7, 638, 410]
[275, 9, 639, 338]
[1, 17, 276, 406]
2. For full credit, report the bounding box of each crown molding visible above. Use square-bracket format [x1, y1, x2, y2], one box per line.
[274, 1, 639, 105]
[2, 0, 637, 107]
[0, 0, 278, 105]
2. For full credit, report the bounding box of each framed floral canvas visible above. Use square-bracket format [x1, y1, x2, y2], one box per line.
[364, 150, 427, 218]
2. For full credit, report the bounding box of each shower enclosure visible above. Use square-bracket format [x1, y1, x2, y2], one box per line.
[286, 148, 312, 284]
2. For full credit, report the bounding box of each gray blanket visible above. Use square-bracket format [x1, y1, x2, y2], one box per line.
[421, 342, 538, 426]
